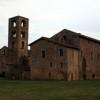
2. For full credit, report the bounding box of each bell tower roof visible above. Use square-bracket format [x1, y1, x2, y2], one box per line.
[9, 15, 29, 20]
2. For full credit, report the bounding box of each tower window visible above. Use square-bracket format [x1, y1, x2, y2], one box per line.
[21, 20, 26, 27]
[21, 32, 25, 38]
[42, 50, 45, 58]
[12, 20, 16, 27]
[12, 41, 15, 48]
[21, 41, 25, 49]
[59, 49, 63, 56]
[12, 31, 16, 38]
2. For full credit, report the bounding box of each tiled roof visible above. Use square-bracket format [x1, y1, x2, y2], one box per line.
[29, 37, 79, 50]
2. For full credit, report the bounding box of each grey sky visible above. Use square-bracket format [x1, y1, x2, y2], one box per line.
[0, 0, 100, 47]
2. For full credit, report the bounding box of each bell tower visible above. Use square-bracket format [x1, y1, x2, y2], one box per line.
[8, 16, 29, 58]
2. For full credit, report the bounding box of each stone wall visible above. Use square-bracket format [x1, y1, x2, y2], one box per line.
[30, 38, 79, 80]
[80, 37, 100, 80]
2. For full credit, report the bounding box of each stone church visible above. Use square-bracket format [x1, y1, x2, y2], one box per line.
[0, 15, 100, 80]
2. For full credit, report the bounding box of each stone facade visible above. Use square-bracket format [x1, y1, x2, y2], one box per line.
[79, 36, 100, 80]
[51, 29, 100, 80]
[8, 16, 29, 59]
[0, 16, 30, 79]
[29, 37, 79, 80]
[0, 16, 100, 80]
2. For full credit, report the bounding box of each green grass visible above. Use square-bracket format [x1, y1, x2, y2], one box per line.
[0, 80, 100, 100]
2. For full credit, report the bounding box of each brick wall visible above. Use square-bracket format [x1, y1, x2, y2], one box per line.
[80, 37, 100, 80]
[30, 38, 79, 80]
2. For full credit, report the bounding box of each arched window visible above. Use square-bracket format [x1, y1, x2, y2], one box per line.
[12, 20, 16, 27]
[12, 41, 15, 48]
[21, 41, 25, 49]
[12, 31, 16, 38]
[21, 32, 25, 38]
[21, 20, 26, 27]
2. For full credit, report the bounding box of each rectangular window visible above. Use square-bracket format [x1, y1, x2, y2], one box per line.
[50, 62, 52, 68]
[59, 49, 63, 56]
[42, 50, 45, 58]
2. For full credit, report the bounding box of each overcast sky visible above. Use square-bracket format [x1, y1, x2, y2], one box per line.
[0, 0, 100, 47]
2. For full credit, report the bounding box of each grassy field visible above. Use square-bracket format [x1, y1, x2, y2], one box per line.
[0, 80, 100, 100]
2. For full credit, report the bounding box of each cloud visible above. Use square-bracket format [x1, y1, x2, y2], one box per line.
[0, 0, 100, 47]
[0, 0, 16, 2]
[0, 0, 17, 6]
